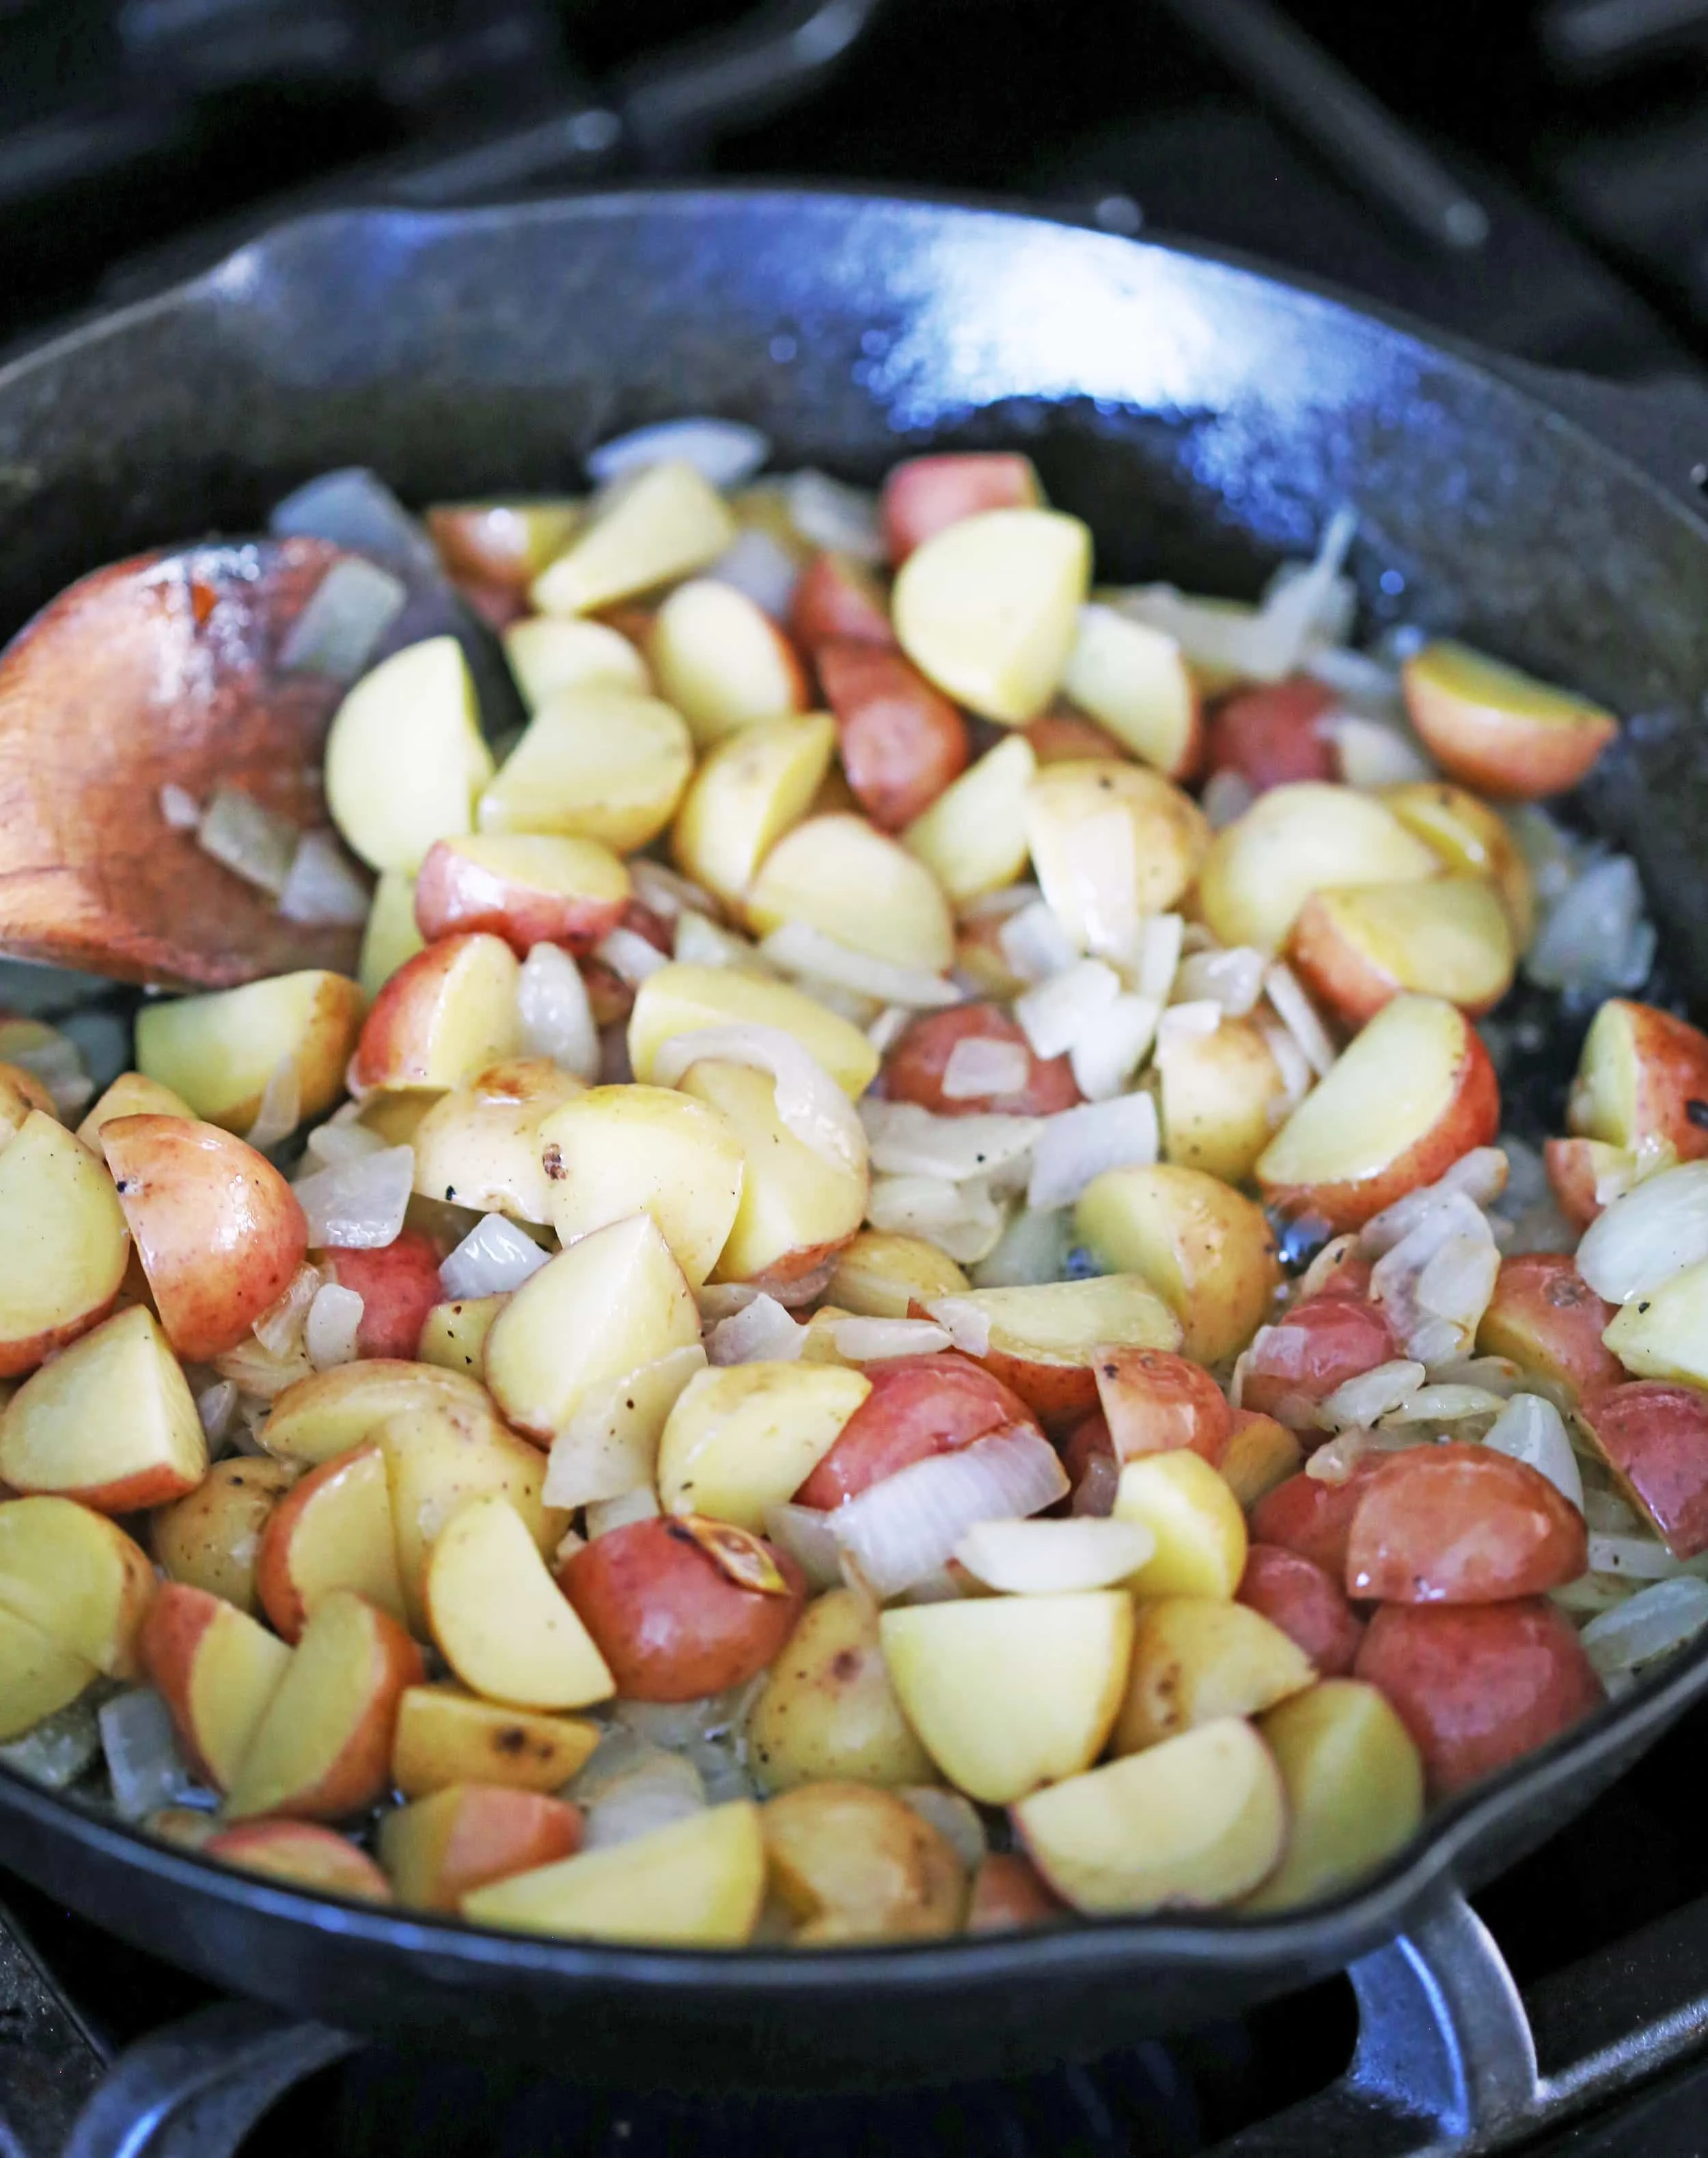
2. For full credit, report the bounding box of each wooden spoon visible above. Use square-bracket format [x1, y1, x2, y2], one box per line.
[0, 539, 368, 988]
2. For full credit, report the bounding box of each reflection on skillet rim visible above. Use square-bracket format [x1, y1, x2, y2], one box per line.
[2, 187, 1708, 2012]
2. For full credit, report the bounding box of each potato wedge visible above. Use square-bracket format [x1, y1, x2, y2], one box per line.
[1402, 640, 1618, 801]
[140, 1582, 292, 1790]
[477, 687, 693, 854]
[745, 812, 954, 972]
[827, 1232, 970, 1320]
[656, 1361, 871, 1529]
[649, 579, 808, 744]
[426, 1494, 614, 1712]
[1380, 781, 1534, 947]
[325, 636, 493, 874]
[417, 1294, 507, 1379]
[529, 461, 736, 616]
[135, 972, 363, 1134]
[350, 933, 521, 1096]
[380, 1782, 583, 1912]
[0, 1497, 155, 1678]
[151, 1457, 297, 1615]
[410, 1058, 583, 1225]
[1025, 760, 1210, 942]
[748, 1585, 935, 1793]
[263, 1358, 493, 1467]
[1243, 1680, 1425, 1911]
[0, 1112, 129, 1377]
[1060, 605, 1200, 778]
[540, 1084, 745, 1289]
[1289, 877, 1514, 1026]
[929, 1275, 1181, 1428]
[357, 870, 425, 999]
[762, 1781, 964, 1943]
[1113, 1596, 1314, 1753]
[1074, 1163, 1280, 1365]
[670, 713, 835, 908]
[0, 1606, 94, 1743]
[1198, 782, 1439, 955]
[254, 1443, 407, 1644]
[1567, 998, 1708, 1160]
[902, 735, 1037, 906]
[413, 833, 631, 955]
[1156, 1017, 1289, 1186]
[204, 1820, 393, 1902]
[1113, 1451, 1248, 1600]
[391, 1684, 600, 1799]
[502, 615, 650, 708]
[892, 507, 1090, 723]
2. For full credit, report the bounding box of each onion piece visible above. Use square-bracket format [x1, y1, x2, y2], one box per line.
[1326, 711, 1435, 789]
[277, 831, 372, 927]
[924, 1297, 993, 1358]
[596, 926, 670, 985]
[278, 555, 407, 681]
[1526, 853, 1655, 1000]
[305, 1121, 386, 1169]
[159, 782, 201, 830]
[782, 469, 886, 562]
[969, 1204, 1073, 1289]
[629, 862, 715, 923]
[1577, 1162, 1708, 1303]
[243, 1055, 302, 1152]
[1138, 914, 1185, 1005]
[212, 1335, 314, 1401]
[196, 787, 298, 897]
[831, 1425, 1068, 1600]
[697, 1282, 759, 1323]
[585, 1487, 661, 1538]
[862, 1099, 1042, 1185]
[1483, 1393, 1584, 1512]
[305, 1282, 363, 1370]
[763, 1503, 845, 1592]
[293, 1145, 414, 1249]
[832, 1317, 952, 1362]
[1580, 1576, 1708, 1677]
[954, 1514, 1155, 1593]
[999, 901, 1080, 985]
[439, 1214, 550, 1299]
[1157, 1000, 1221, 1048]
[674, 912, 762, 971]
[1070, 994, 1159, 1103]
[1263, 961, 1336, 1080]
[1170, 946, 1263, 1019]
[581, 1749, 708, 1852]
[99, 1689, 195, 1820]
[544, 1343, 706, 1507]
[587, 418, 769, 491]
[1381, 1384, 1508, 1425]
[654, 1024, 866, 1175]
[710, 528, 800, 619]
[252, 1263, 322, 1358]
[1588, 1532, 1700, 1581]
[761, 923, 961, 1009]
[941, 1037, 1032, 1102]
[866, 1174, 1008, 1264]
[195, 1379, 239, 1446]
[706, 1294, 805, 1365]
[1319, 1361, 1427, 1431]
[1026, 1094, 1158, 1210]
[1014, 960, 1121, 1061]
[518, 943, 601, 1082]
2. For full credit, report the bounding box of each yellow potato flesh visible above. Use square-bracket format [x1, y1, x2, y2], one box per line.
[1112, 1453, 1248, 1600]
[424, 1493, 613, 1712]
[655, 1360, 871, 1529]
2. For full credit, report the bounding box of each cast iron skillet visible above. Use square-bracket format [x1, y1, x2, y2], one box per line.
[3, 189, 1708, 2092]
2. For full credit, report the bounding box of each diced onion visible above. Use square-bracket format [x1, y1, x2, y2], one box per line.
[1062, 809, 1141, 964]
[924, 1296, 993, 1357]
[277, 830, 372, 926]
[1319, 1361, 1427, 1431]
[706, 1294, 805, 1365]
[278, 555, 407, 681]
[99, 1690, 195, 1820]
[866, 1174, 1007, 1263]
[1527, 853, 1655, 1000]
[243, 1056, 302, 1152]
[763, 1503, 844, 1591]
[999, 902, 1080, 984]
[832, 1317, 952, 1361]
[159, 782, 201, 830]
[1306, 644, 1405, 706]
[581, 1750, 708, 1851]
[898, 1786, 988, 1870]
[440, 1214, 550, 1299]
[305, 1282, 363, 1369]
[655, 1024, 866, 1175]
[197, 787, 298, 897]
[544, 1343, 706, 1508]
[941, 1036, 1032, 1101]
[1416, 1234, 1500, 1332]
[195, 1379, 239, 1445]
[710, 528, 800, 619]
[305, 1121, 386, 1168]
[213, 1336, 313, 1401]
[1138, 914, 1185, 1004]
[252, 1262, 322, 1358]
[1405, 1316, 1470, 1369]
[674, 912, 762, 970]
[1026, 1094, 1157, 1210]
[954, 1514, 1155, 1593]
[969, 1205, 1072, 1289]
[1157, 1000, 1222, 1047]
[1588, 1532, 1698, 1580]
[587, 418, 769, 491]
[862, 1099, 1041, 1185]
[586, 1487, 661, 1538]
[293, 1145, 414, 1249]
[1070, 994, 1159, 1103]
[1580, 1576, 1708, 1677]
[1483, 1393, 1584, 1512]
[831, 1425, 1068, 1599]
[782, 469, 886, 562]
[518, 943, 601, 1082]
[1263, 961, 1336, 1080]
[1172, 944, 1266, 1017]
[1326, 713, 1435, 789]
[761, 923, 961, 1009]
[1015, 959, 1121, 1061]
[1577, 1162, 1708, 1303]
[596, 926, 670, 985]
[271, 468, 440, 578]
[866, 1005, 912, 1055]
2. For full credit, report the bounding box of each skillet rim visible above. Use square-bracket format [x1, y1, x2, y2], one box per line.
[1, 182, 1705, 1993]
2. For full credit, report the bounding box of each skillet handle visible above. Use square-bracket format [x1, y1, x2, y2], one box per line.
[1483, 356, 1708, 521]
[61, 2003, 359, 2158]
[1210, 1889, 1539, 2156]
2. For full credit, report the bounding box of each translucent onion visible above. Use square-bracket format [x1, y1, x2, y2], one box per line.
[999, 901, 1080, 985]
[629, 860, 715, 923]
[941, 1036, 1032, 1101]
[277, 554, 407, 681]
[243, 1056, 301, 1151]
[1157, 1000, 1221, 1048]
[1014, 959, 1120, 1060]
[1202, 770, 1256, 830]
[710, 528, 800, 619]
[782, 469, 886, 562]
[1138, 914, 1185, 1005]
[674, 911, 762, 971]
[761, 923, 961, 1009]
[1069, 994, 1159, 1103]
[196, 787, 297, 897]
[654, 1024, 866, 1175]
[831, 1426, 1068, 1600]
[292, 1145, 414, 1249]
[762, 1502, 844, 1592]
[866, 1174, 1006, 1264]
[1580, 1576, 1708, 1678]
[1576, 1162, 1708, 1303]
[585, 1487, 661, 1538]
[1483, 1393, 1584, 1513]
[1381, 1384, 1508, 1425]
[99, 1689, 195, 1821]
[861, 1099, 1041, 1184]
[277, 831, 372, 925]
[159, 782, 201, 830]
[1526, 853, 1655, 998]
[586, 417, 769, 491]
[1326, 713, 1434, 789]
[706, 1294, 804, 1365]
[968, 1204, 1073, 1289]
[518, 943, 601, 1082]
[1319, 1360, 1427, 1432]
[1063, 809, 1140, 964]
[252, 1263, 322, 1358]
[1025, 1093, 1158, 1210]
[924, 1296, 993, 1357]
[305, 1121, 386, 1169]
[1588, 1533, 1694, 1580]
[195, 1379, 240, 1446]
[305, 1282, 363, 1370]
[581, 1752, 708, 1852]
[1071, 1449, 1120, 1516]
[954, 1514, 1155, 1593]
[212, 1336, 313, 1401]
[1263, 961, 1336, 1079]
[439, 1213, 551, 1299]
[596, 926, 670, 985]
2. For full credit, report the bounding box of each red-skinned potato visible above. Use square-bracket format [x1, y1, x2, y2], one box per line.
[425, 501, 581, 592]
[1545, 1137, 1618, 1231]
[413, 834, 630, 955]
[318, 1230, 446, 1361]
[1023, 707, 1127, 763]
[1238, 1543, 1365, 1676]
[1205, 676, 1336, 791]
[254, 1443, 406, 1645]
[1092, 1348, 1230, 1464]
[1475, 1255, 1623, 1399]
[557, 1516, 805, 1702]
[0, 1496, 156, 1676]
[224, 1589, 424, 1822]
[1289, 877, 1515, 1027]
[0, 1112, 129, 1376]
[349, 933, 521, 1096]
[1344, 1443, 1587, 1603]
[788, 552, 896, 655]
[1354, 1598, 1603, 1797]
[1217, 1410, 1306, 1511]
[818, 639, 970, 831]
[880, 1003, 1080, 1119]
[910, 1277, 1183, 1430]
[378, 1782, 583, 1912]
[966, 1852, 1068, 1933]
[1256, 995, 1501, 1231]
[1249, 1464, 1384, 1581]
[1575, 1382, 1708, 1558]
[141, 1582, 292, 1790]
[794, 1351, 1038, 1507]
[1567, 999, 1708, 1159]
[1402, 640, 1618, 801]
[101, 1115, 307, 1362]
[203, 1820, 394, 1902]
[880, 452, 1042, 563]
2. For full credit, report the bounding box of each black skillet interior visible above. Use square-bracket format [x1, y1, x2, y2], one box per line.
[5, 189, 1708, 2090]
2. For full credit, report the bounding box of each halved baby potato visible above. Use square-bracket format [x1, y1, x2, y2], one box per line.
[1243, 1679, 1424, 1913]
[628, 962, 879, 1097]
[1567, 998, 1708, 1161]
[1289, 876, 1515, 1026]
[655, 1361, 871, 1529]
[325, 636, 493, 875]
[529, 461, 736, 617]
[1402, 640, 1619, 802]
[1113, 1452, 1248, 1600]
[1059, 604, 1200, 778]
[350, 933, 521, 1096]
[1074, 1163, 1280, 1366]
[1112, 1596, 1314, 1754]
[670, 713, 836, 908]
[1025, 760, 1210, 942]
[745, 812, 954, 972]
[648, 579, 808, 744]
[1198, 782, 1440, 956]
[903, 735, 1037, 906]
[477, 687, 693, 856]
[923, 1275, 1181, 1426]
[540, 1084, 745, 1289]
[1155, 1018, 1290, 1187]
[413, 833, 631, 955]
[135, 970, 364, 1133]
[411, 1056, 584, 1224]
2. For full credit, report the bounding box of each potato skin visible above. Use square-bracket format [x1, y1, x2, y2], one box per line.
[793, 1352, 1037, 1508]
[818, 640, 969, 832]
[881, 1003, 1080, 1119]
[1576, 1381, 1708, 1558]
[1476, 1254, 1623, 1401]
[1354, 1598, 1603, 1798]
[1206, 677, 1336, 791]
[1250, 1465, 1384, 1582]
[761, 1779, 965, 1942]
[1238, 1543, 1364, 1676]
[150, 1457, 297, 1615]
[1240, 1294, 1396, 1423]
[747, 1586, 934, 1793]
[1344, 1443, 1587, 1604]
[557, 1517, 805, 1702]
[321, 1230, 446, 1361]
